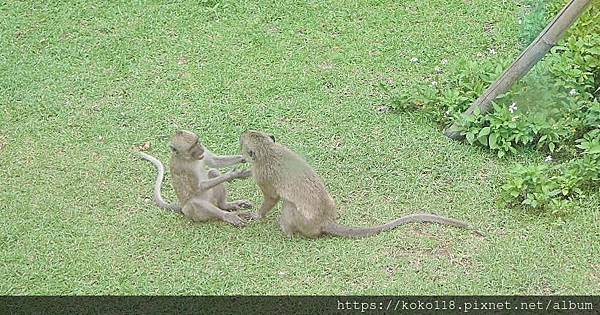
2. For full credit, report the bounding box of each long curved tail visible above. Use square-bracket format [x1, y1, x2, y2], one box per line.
[138, 152, 182, 213]
[323, 213, 482, 238]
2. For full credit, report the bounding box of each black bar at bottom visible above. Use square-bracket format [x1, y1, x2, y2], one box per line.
[1, 296, 598, 314]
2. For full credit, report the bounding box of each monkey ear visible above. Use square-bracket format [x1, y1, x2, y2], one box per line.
[269, 135, 276, 143]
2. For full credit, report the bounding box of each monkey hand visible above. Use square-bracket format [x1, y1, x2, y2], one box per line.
[228, 168, 252, 179]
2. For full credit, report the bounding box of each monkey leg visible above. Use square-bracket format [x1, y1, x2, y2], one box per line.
[279, 201, 298, 238]
[280, 202, 322, 238]
[208, 169, 253, 211]
[183, 197, 247, 227]
[181, 200, 211, 222]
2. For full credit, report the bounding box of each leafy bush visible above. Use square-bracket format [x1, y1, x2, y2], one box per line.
[388, 0, 600, 214]
[502, 133, 600, 213]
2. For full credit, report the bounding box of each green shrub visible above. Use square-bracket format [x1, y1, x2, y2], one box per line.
[388, 0, 600, 214]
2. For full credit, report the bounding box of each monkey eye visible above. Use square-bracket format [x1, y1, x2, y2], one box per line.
[169, 145, 176, 152]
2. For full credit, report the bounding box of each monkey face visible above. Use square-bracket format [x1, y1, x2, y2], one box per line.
[188, 141, 205, 160]
[239, 133, 255, 162]
[170, 130, 205, 160]
[240, 130, 276, 162]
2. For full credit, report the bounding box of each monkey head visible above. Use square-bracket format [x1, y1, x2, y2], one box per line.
[240, 130, 276, 163]
[170, 130, 205, 160]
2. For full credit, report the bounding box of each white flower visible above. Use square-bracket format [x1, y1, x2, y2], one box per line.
[509, 102, 517, 114]
[410, 57, 419, 63]
[441, 59, 448, 65]
[569, 88, 578, 96]
[545, 155, 553, 163]
[489, 48, 497, 55]
[431, 80, 438, 86]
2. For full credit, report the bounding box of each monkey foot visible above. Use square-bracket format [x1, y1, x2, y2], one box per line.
[224, 200, 253, 210]
[223, 213, 247, 227]
[236, 200, 253, 209]
[237, 211, 261, 221]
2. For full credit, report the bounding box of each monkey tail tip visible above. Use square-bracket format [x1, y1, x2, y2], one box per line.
[412, 213, 485, 237]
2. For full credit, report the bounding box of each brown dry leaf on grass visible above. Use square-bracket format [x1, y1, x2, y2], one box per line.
[138, 141, 151, 151]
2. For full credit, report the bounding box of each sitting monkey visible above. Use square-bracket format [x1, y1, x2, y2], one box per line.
[140, 130, 254, 226]
[239, 130, 481, 237]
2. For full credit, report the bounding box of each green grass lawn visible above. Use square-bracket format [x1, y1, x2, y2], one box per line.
[1, 0, 598, 295]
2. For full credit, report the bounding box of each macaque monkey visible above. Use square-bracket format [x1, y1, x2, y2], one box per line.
[239, 130, 481, 238]
[140, 130, 254, 226]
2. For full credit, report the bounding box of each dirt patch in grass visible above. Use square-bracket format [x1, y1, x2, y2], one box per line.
[386, 234, 475, 275]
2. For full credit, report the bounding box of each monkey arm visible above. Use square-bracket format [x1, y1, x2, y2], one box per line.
[198, 174, 234, 191]
[198, 169, 250, 191]
[203, 149, 245, 168]
[258, 195, 280, 218]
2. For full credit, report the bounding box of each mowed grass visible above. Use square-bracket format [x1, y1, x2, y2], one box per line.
[1, 0, 598, 295]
